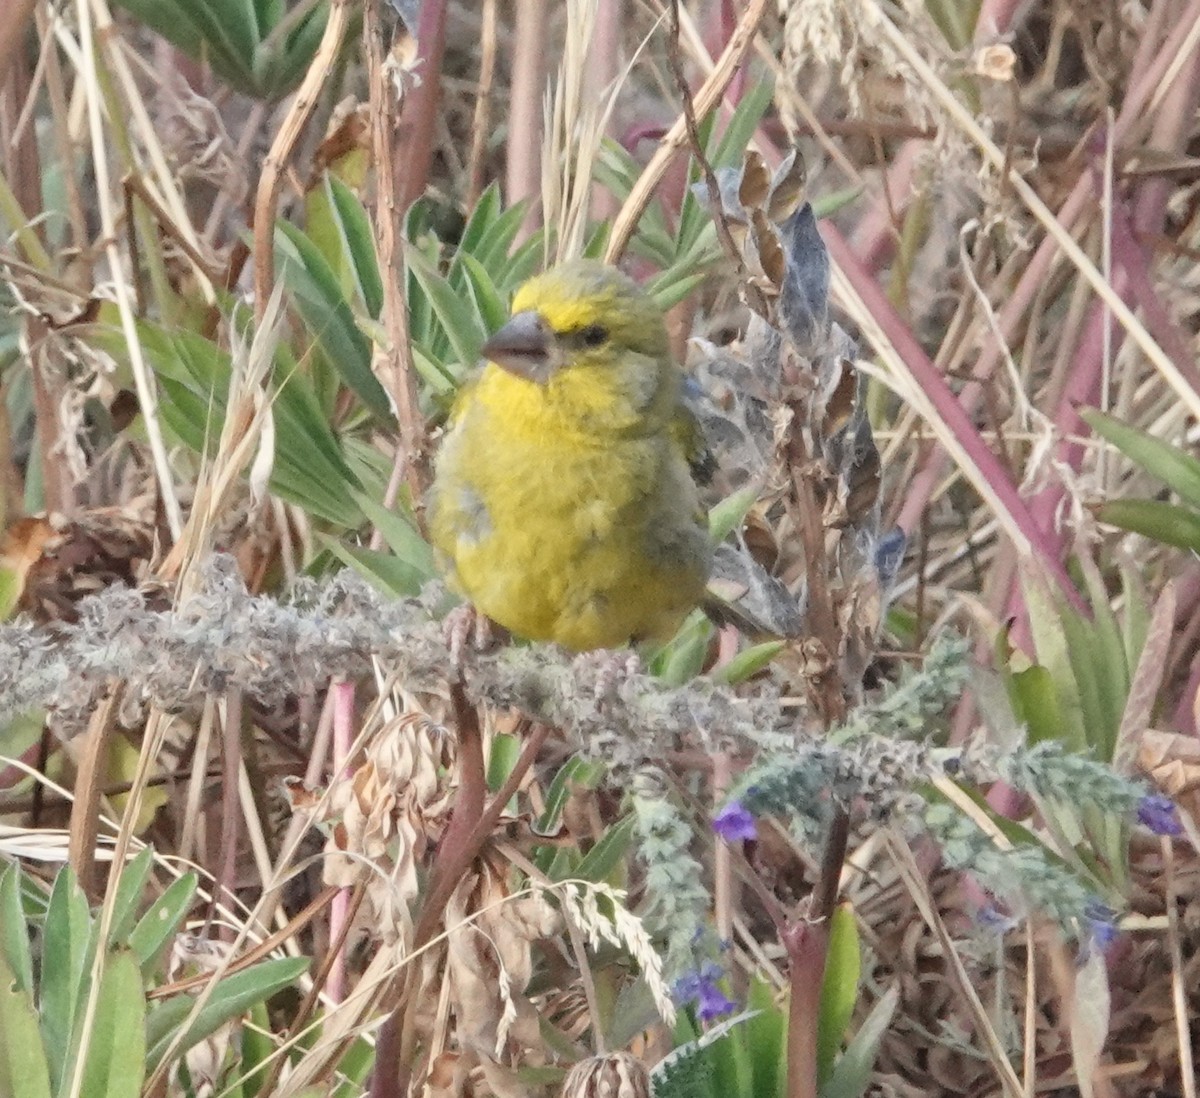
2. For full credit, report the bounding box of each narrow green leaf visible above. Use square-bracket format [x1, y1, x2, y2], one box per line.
[39, 868, 92, 1093]
[146, 957, 310, 1070]
[647, 270, 708, 314]
[237, 1002, 273, 1098]
[324, 540, 432, 599]
[456, 183, 502, 259]
[816, 904, 861, 1085]
[353, 493, 436, 580]
[712, 641, 786, 685]
[106, 849, 154, 949]
[275, 223, 393, 422]
[744, 980, 785, 1098]
[653, 611, 713, 687]
[127, 874, 197, 975]
[0, 952, 51, 1098]
[1022, 573, 1087, 752]
[472, 198, 533, 283]
[708, 487, 760, 543]
[538, 757, 589, 833]
[1081, 407, 1200, 509]
[570, 814, 638, 884]
[78, 950, 145, 1098]
[327, 176, 384, 318]
[457, 253, 510, 335]
[487, 734, 521, 795]
[1095, 498, 1200, 552]
[709, 78, 774, 168]
[405, 247, 487, 373]
[819, 985, 899, 1098]
[0, 865, 33, 994]
[1008, 665, 1062, 745]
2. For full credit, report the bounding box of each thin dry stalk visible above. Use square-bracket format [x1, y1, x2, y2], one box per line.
[252, 0, 354, 319]
[604, 0, 769, 263]
[365, 0, 427, 510]
[466, 0, 499, 207]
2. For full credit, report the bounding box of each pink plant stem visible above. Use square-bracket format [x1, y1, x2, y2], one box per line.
[784, 919, 828, 1098]
[894, 0, 1200, 537]
[850, 140, 923, 272]
[507, 0, 546, 236]
[327, 678, 355, 1003]
[1108, 203, 1200, 394]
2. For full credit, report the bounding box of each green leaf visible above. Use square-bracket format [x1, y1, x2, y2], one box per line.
[456, 183, 503, 258]
[1081, 407, 1200, 509]
[647, 270, 708, 314]
[127, 874, 197, 976]
[146, 956, 310, 1070]
[708, 487, 760, 543]
[819, 985, 899, 1098]
[709, 78, 774, 168]
[652, 610, 713, 687]
[487, 734, 522, 795]
[354, 493, 436, 580]
[78, 950, 145, 1098]
[745, 980, 785, 1098]
[1094, 499, 1200, 552]
[457, 253, 510, 335]
[275, 223, 393, 422]
[323, 540, 432, 599]
[39, 868, 93, 1093]
[712, 641, 786, 686]
[1021, 573, 1087, 753]
[537, 757, 605, 834]
[570, 814, 637, 884]
[106, 849, 154, 949]
[1007, 664, 1061, 745]
[0, 865, 33, 995]
[0, 952, 51, 1098]
[817, 904, 861, 1085]
[327, 176, 384, 318]
[405, 247, 488, 374]
[238, 1002, 274, 1098]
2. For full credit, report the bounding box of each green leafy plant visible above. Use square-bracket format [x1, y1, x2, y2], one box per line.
[109, 0, 342, 101]
[0, 853, 309, 1096]
[1083, 406, 1200, 552]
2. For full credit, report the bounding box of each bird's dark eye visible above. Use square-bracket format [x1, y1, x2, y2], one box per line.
[579, 324, 608, 347]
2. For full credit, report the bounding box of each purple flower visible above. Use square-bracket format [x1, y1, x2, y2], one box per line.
[1137, 793, 1182, 837]
[712, 801, 757, 842]
[674, 963, 736, 1024]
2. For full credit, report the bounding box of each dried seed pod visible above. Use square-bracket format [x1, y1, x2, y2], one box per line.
[560, 1052, 651, 1098]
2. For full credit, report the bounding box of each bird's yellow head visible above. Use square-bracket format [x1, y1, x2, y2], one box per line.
[482, 260, 670, 386]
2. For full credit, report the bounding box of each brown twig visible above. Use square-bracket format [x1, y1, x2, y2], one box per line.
[364, 0, 427, 513]
[467, 0, 499, 208]
[604, 0, 769, 264]
[67, 681, 123, 900]
[375, 690, 551, 1095]
[664, 0, 767, 314]
[251, 0, 352, 320]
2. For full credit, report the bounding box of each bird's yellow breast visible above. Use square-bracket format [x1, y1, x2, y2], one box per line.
[430, 364, 711, 651]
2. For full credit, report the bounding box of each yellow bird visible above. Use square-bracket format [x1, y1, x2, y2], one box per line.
[429, 260, 713, 652]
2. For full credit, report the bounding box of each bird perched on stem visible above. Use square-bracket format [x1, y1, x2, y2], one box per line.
[429, 259, 713, 653]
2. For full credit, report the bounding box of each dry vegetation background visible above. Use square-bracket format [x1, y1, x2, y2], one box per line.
[1, 0, 1200, 1096]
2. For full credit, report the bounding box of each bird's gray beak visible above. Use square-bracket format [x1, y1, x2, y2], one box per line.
[482, 310, 559, 383]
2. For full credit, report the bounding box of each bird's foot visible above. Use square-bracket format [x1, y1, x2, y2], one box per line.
[442, 604, 494, 672]
[571, 649, 642, 709]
